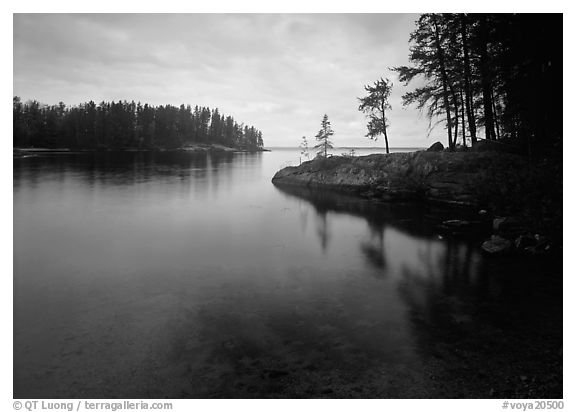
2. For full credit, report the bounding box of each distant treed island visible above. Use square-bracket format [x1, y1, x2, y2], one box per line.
[13, 98, 265, 151]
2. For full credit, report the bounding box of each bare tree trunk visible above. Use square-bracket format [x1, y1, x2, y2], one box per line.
[478, 15, 496, 140]
[381, 101, 390, 154]
[452, 90, 459, 145]
[492, 89, 501, 140]
[448, 75, 461, 149]
[460, 89, 467, 147]
[383, 125, 389, 154]
[460, 14, 477, 145]
[432, 14, 454, 150]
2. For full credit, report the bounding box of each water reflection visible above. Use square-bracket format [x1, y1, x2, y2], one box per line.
[274, 183, 562, 398]
[14, 151, 260, 194]
[360, 227, 387, 271]
[274, 183, 483, 269]
[14, 151, 561, 398]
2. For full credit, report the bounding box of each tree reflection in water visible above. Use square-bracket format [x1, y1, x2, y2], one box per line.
[274, 183, 562, 398]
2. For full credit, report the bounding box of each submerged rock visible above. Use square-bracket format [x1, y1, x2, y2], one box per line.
[440, 219, 486, 233]
[521, 234, 553, 255]
[493, 216, 522, 231]
[514, 234, 538, 250]
[481, 235, 513, 255]
[442, 219, 474, 228]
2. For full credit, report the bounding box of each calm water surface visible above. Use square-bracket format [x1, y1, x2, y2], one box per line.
[14, 149, 562, 398]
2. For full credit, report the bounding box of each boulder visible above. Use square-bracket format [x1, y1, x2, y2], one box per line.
[482, 235, 513, 255]
[427, 141, 444, 152]
[493, 217, 526, 236]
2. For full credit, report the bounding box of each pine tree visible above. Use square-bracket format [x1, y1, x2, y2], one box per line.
[314, 114, 334, 158]
[393, 14, 462, 150]
[299, 135, 310, 163]
[358, 77, 393, 153]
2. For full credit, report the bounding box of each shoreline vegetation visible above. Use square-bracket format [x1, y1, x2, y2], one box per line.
[13, 98, 266, 153]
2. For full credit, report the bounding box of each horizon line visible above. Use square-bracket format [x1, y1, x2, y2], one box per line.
[265, 146, 426, 149]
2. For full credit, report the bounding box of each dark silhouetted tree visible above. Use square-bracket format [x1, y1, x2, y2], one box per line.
[358, 77, 393, 153]
[395, 13, 561, 154]
[393, 14, 459, 150]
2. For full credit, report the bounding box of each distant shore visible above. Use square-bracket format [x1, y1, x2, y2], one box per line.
[14, 144, 270, 158]
[265, 146, 424, 151]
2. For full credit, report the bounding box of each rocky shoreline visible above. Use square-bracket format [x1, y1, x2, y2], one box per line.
[272, 150, 525, 207]
[272, 149, 560, 255]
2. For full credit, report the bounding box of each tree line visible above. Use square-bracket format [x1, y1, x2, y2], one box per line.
[13, 97, 265, 150]
[355, 14, 561, 155]
[393, 13, 561, 152]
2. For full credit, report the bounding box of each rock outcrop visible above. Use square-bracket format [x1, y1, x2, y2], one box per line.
[272, 151, 526, 207]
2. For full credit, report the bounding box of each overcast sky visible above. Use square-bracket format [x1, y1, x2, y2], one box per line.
[13, 13, 444, 148]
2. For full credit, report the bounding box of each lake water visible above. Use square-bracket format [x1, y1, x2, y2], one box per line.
[13, 148, 562, 398]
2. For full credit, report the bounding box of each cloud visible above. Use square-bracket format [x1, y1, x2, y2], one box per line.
[14, 13, 443, 148]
